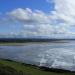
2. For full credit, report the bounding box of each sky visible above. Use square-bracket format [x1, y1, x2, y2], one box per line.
[0, 0, 75, 38]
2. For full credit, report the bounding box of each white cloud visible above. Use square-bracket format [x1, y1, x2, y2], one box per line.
[7, 8, 69, 37]
[50, 0, 75, 25]
[7, 8, 51, 24]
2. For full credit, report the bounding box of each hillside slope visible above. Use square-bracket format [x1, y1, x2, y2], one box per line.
[0, 59, 75, 75]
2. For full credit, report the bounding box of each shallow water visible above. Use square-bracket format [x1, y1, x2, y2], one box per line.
[0, 41, 75, 71]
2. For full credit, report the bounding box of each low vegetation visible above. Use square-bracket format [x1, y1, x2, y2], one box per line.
[0, 59, 75, 75]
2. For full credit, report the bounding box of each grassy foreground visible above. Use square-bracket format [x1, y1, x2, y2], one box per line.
[0, 59, 75, 75]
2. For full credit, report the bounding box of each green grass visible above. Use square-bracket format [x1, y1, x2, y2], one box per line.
[0, 59, 75, 75]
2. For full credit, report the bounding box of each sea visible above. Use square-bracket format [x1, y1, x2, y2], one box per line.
[0, 40, 75, 71]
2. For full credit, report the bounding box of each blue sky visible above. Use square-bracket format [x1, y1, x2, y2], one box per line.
[0, 0, 75, 38]
[0, 0, 53, 13]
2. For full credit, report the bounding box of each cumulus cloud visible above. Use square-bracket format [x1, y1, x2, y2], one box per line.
[6, 8, 69, 37]
[7, 8, 51, 24]
[0, 0, 75, 38]
[49, 0, 75, 25]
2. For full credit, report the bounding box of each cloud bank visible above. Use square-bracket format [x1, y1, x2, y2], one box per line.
[0, 0, 75, 38]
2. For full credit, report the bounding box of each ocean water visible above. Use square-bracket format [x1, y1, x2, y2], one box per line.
[0, 40, 75, 71]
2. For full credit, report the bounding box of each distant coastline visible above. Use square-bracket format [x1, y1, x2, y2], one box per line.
[0, 38, 74, 43]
